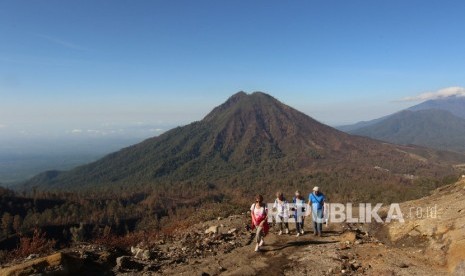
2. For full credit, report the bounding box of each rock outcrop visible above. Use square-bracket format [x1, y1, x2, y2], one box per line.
[0, 253, 64, 276]
[377, 179, 465, 275]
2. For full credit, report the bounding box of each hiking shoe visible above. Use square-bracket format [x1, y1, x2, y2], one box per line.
[278, 230, 283, 235]
[255, 244, 259, 252]
[301, 230, 305, 235]
[285, 228, 289, 234]
[296, 233, 300, 237]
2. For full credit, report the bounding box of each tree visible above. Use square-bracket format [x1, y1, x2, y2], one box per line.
[13, 215, 23, 234]
[2, 212, 13, 237]
[70, 223, 86, 243]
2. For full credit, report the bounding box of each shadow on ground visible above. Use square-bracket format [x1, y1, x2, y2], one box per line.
[261, 239, 338, 252]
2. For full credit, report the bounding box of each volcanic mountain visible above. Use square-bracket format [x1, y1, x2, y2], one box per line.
[23, 92, 464, 202]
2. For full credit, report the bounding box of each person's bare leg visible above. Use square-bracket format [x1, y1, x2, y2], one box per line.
[255, 226, 263, 251]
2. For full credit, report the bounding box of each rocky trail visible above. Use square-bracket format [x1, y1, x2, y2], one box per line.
[2, 179, 465, 275]
[160, 221, 448, 276]
[0, 218, 451, 276]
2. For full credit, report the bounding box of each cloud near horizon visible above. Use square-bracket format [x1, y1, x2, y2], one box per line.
[399, 86, 465, 102]
[66, 125, 166, 138]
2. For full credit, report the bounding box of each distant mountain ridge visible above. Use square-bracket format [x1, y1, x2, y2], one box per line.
[408, 95, 465, 118]
[337, 114, 392, 132]
[338, 95, 465, 132]
[340, 96, 465, 153]
[22, 92, 465, 203]
[350, 109, 465, 153]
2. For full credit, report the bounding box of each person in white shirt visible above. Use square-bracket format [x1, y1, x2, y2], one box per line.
[292, 190, 306, 236]
[273, 191, 289, 235]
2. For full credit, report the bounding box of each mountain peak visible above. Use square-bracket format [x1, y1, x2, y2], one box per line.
[228, 91, 248, 101]
[203, 91, 279, 121]
[223, 91, 276, 103]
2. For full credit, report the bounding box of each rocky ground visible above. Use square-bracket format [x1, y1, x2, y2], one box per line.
[1, 179, 464, 276]
[374, 177, 465, 275]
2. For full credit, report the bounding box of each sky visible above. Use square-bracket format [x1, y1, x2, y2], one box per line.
[2, 0, 465, 142]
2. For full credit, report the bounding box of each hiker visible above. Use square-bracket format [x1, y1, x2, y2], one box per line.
[250, 194, 269, 252]
[308, 186, 325, 237]
[292, 190, 306, 236]
[273, 191, 289, 235]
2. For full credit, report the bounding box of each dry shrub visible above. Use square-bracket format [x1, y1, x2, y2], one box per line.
[93, 231, 159, 249]
[0, 250, 8, 264]
[12, 228, 56, 259]
[160, 220, 191, 236]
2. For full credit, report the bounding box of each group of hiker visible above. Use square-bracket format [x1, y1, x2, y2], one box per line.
[250, 186, 326, 252]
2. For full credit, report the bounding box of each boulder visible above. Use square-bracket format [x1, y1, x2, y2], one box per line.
[227, 228, 238, 234]
[116, 256, 144, 271]
[25, 254, 39, 260]
[340, 231, 357, 243]
[131, 246, 151, 260]
[205, 225, 219, 235]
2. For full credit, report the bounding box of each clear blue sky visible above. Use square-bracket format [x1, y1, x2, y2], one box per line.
[1, 0, 465, 140]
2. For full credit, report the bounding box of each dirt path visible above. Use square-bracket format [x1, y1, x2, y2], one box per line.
[160, 221, 448, 276]
[160, 223, 342, 275]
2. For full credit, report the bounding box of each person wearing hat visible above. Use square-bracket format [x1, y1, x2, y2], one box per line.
[308, 186, 325, 237]
[292, 190, 306, 237]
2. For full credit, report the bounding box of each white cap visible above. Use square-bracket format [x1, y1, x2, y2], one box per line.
[313, 186, 319, 192]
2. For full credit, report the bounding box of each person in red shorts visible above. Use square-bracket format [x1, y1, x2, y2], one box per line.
[250, 194, 269, 252]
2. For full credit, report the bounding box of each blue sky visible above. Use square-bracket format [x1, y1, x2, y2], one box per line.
[1, 0, 465, 140]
